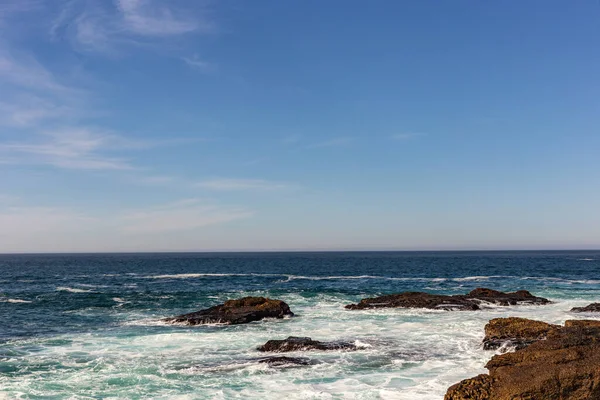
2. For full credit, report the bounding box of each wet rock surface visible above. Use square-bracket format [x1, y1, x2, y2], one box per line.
[345, 288, 549, 311]
[570, 302, 600, 313]
[164, 297, 294, 325]
[257, 356, 312, 366]
[445, 319, 600, 400]
[257, 336, 357, 352]
[482, 317, 560, 350]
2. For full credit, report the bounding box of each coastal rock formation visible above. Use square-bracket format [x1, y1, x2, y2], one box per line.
[258, 336, 357, 352]
[165, 297, 293, 325]
[565, 319, 600, 328]
[257, 356, 312, 366]
[570, 302, 600, 312]
[482, 317, 560, 350]
[445, 320, 600, 400]
[345, 288, 549, 311]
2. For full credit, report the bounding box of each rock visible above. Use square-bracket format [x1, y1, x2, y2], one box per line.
[570, 303, 600, 312]
[445, 374, 493, 400]
[257, 356, 312, 366]
[345, 292, 480, 311]
[257, 336, 357, 352]
[164, 297, 294, 325]
[345, 288, 549, 311]
[482, 317, 560, 350]
[466, 288, 550, 306]
[565, 319, 600, 328]
[445, 320, 600, 400]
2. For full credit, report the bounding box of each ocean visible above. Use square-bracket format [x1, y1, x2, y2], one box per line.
[1, 251, 599, 399]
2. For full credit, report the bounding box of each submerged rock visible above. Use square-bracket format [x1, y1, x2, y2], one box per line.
[482, 317, 560, 350]
[570, 302, 600, 313]
[445, 320, 600, 400]
[257, 356, 312, 366]
[345, 288, 549, 311]
[257, 336, 357, 352]
[164, 297, 293, 325]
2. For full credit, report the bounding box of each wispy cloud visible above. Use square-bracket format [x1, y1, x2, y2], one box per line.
[51, 0, 216, 54]
[306, 137, 354, 149]
[116, 0, 202, 37]
[0, 128, 135, 170]
[391, 133, 426, 140]
[119, 199, 252, 234]
[0, 199, 253, 251]
[0, 48, 74, 93]
[0, 94, 75, 127]
[182, 55, 215, 72]
[195, 178, 291, 191]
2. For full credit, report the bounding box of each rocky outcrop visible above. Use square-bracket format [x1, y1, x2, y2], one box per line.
[482, 317, 560, 350]
[345, 288, 549, 311]
[257, 336, 357, 352]
[570, 302, 600, 312]
[165, 297, 293, 325]
[257, 356, 312, 366]
[445, 320, 600, 400]
[565, 319, 600, 328]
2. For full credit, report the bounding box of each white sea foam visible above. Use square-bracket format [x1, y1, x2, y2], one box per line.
[145, 273, 282, 279]
[0, 298, 32, 303]
[3, 288, 599, 399]
[56, 287, 93, 293]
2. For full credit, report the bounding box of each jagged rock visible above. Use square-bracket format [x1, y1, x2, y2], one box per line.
[445, 374, 493, 400]
[345, 288, 549, 311]
[257, 356, 312, 366]
[445, 320, 600, 400]
[466, 288, 549, 306]
[482, 317, 560, 350]
[164, 297, 293, 325]
[570, 303, 600, 313]
[257, 336, 357, 352]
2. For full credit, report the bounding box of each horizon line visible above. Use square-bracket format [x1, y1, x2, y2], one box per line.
[1, 248, 599, 256]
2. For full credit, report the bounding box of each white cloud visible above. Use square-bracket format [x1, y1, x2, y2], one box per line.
[0, 128, 137, 170]
[116, 0, 200, 37]
[0, 206, 96, 237]
[0, 199, 253, 252]
[182, 55, 215, 72]
[51, 0, 215, 54]
[119, 199, 252, 234]
[195, 178, 291, 191]
[0, 48, 73, 93]
[0, 94, 74, 127]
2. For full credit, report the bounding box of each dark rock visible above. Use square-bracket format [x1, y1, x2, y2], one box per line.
[466, 288, 550, 306]
[345, 292, 480, 311]
[482, 317, 560, 350]
[345, 288, 549, 311]
[164, 297, 293, 325]
[445, 320, 600, 400]
[570, 302, 600, 313]
[257, 356, 312, 366]
[257, 336, 357, 352]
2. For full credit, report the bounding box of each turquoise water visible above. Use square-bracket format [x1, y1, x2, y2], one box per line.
[1, 251, 599, 399]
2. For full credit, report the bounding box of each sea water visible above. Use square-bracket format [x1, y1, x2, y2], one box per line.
[1, 251, 599, 399]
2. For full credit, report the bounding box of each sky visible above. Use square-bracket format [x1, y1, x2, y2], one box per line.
[0, 0, 599, 253]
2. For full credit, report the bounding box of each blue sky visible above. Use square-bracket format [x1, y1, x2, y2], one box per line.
[0, 0, 599, 252]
